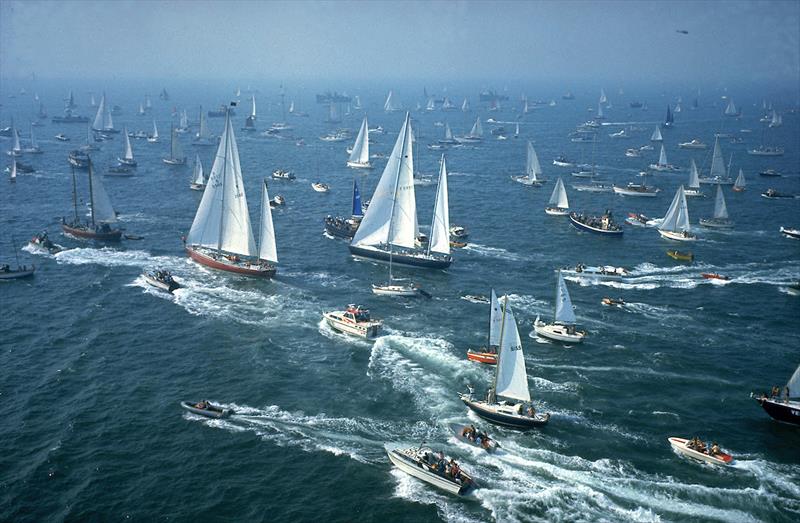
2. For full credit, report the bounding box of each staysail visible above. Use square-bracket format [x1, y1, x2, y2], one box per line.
[555, 271, 577, 324]
[427, 155, 450, 256]
[659, 186, 691, 233]
[258, 179, 278, 263]
[351, 113, 416, 250]
[348, 117, 370, 165]
[494, 298, 531, 403]
[713, 184, 729, 220]
[187, 112, 256, 256]
[549, 177, 569, 208]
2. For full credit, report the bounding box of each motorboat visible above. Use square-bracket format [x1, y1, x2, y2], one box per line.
[780, 227, 800, 239]
[678, 139, 708, 149]
[386, 446, 476, 496]
[609, 129, 630, 139]
[55, 133, 70, 142]
[747, 146, 784, 157]
[534, 270, 587, 344]
[180, 401, 234, 419]
[562, 264, 630, 281]
[371, 282, 428, 297]
[449, 226, 468, 240]
[761, 189, 793, 199]
[311, 182, 330, 193]
[322, 305, 382, 339]
[552, 155, 575, 167]
[68, 150, 90, 168]
[759, 169, 781, 177]
[572, 182, 613, 193]
[667, 250, 694, 262]
[448, 424, 498, 453]
[601, 297, 625, 307]
[625, 148, 640, 158]
[701, 273, 729, 281]
[698, 175, 733, 185]
[105, 165, 134, 177]
[270, 195, 285, 208]
[569, 211, 624, 236]
[0, 264, 35, 280]
[461, 294, 489, 304]
[466, 349, 497, 365]
[272, 169, 295, 180]
[27, 231, 63, 254]
[752, 365, 800, 425]
[613, 182, 660, 197]
[625, 212, 651, 227]
[668, 437, 733, 466]
[143, 269, 182, 293]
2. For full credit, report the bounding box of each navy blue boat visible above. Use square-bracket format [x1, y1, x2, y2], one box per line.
[569, 211, 624, 236]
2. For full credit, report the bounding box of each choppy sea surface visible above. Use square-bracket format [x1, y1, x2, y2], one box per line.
[1, 81, 799, 522]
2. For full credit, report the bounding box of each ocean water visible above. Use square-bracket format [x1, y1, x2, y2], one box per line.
[1, 82, 799, 522]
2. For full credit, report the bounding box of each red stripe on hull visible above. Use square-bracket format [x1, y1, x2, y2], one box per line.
[62, 224, 122, 241]
[185, 247, 276, 278]
[467, 351, 497, 365]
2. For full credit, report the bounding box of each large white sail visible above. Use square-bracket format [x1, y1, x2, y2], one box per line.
[659, 186, 691, 233]
[171, 126, 184, 160]
[688, 159, 700, 189]
[725, 98, 737, 115]
[658, 144, 668, 166]
[192, 154, 205, 185]
[197, 107, 210, 139]
[258, 179, 278, 263]
[555, 271, 577, 324]
[92, 95, 106, 130]
[469, 117, 483, 138]
[351, 113, 416, 250]
[734, 169, 746, 189]
[348, 117, 370, 165]
[151, 120, 158, 139]
[787, 365, 800, 398]
[428, 155, 450, 256]
[122, 127, 134, 161]
[710, 137, 726, 178]
[10, 158, 16, 180]
[549, 177, 569, 208]
[526, 141, 542, 180]
[488, 289, 503, 346]
[651, 125, 663, 142]
[444, 122, 453, 140]
[494, 298, 531, 403]
[712, 184, 729, 220]
[12, 127, 20, 153]
[89, 161, 116, 223]
[187, 113, 256, 257]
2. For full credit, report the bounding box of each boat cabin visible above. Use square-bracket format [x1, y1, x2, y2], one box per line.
[344, 305, 371, 323]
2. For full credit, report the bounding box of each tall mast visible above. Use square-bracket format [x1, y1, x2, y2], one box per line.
[217, 110, 231, 253]
[258, 179, 265, 255]
[553, 271, 559, 322]
[491, 295, 509, 394]
[426, 154, 444, 256]
[71, 166, 79, 224]
[386, 114, 411, 281]
[88, 159, 96, 227]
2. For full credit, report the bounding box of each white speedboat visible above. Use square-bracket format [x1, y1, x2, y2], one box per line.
[533, 271, 587, 344]
[668, 437, 733, 466]
[371, 282, 425, 297]
[143, 270, 182, 293]
[780, 226, 800, 239]
[552, 156, 574, 167]
[678, 139, 708, 149]
[322, 305, 382, 338]
[387, 446, 476, 496]
[625, 148, 640, 158]
[562, 264, 630, 281]
[272, 169, 295, 180]
[613, 183, 660, 197]
[311, 182, 330, 193]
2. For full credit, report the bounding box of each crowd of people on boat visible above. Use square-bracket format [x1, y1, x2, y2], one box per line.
[461, 425, 493, 449]
[572, 210, 621, 231]
[686, 436, 721, 456]
[422, 450, 466, 484]
[152, 270, 176, 284]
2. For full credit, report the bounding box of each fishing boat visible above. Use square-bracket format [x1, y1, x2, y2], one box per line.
[162, 126, 186, 165]
[649, 145, 680, 172]
[349, 114, 452, 270]
[143, 269, 182, 293]
[448, 424, 498, 453]
[193, 107, 215, 146]
[569, 210, 624, 236]
[242, 95, 257, 132]
[667, 250, 694, 262]
[387, 446, 476, 496]
[180, 401, 234, 419]
[752, 365, 800, 426]
[701, 272, 729, 281]
[650, 125, 663, 142]
[761, 189, 793, 199]
[544, 178, 569, 215]
[324, 178, 363, 239]
[601, 297, 625, 307]
[668, 437, 733, 466]
[512, 141, 546, 186]
[62, 161, 123, 241]
[117, 126, 137, 167]
[658, 186, 695, 241]
[91, 94, 118, 133]
[684, 159, 704, 197]
[27, 231, 64, 254]
[678, 139, 707, 149]
[534, 270, 587, 343]
[347, 116, 371, 168]
[322, 304, 382, 338]
[779, 226, 800, 239]
[562, 264, 629, 281]
[466, 289, 502, 365]
[311, 182, 329, 193]
[699, 184, 733, 229]
[185, 113, 278, 278]
[459, 296, 551, 428]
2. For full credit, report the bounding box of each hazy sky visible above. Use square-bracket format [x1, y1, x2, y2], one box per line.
[1, 0, 798, 88]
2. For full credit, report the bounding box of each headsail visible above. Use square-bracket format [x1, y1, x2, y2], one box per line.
[258, 179, 278, 263]
[427, 155, 450, 256]
[526, 141, 542, 180]
[549, 177, 569, 208]
[688, 159, 700, 189]
[710, 137, 726, 178]
[651, 125, 663, 141]
[187, 112, 256, 257]
[494, 298, 531, 403]
[348, 116, 370, 165]
[192, 154, 205, 185]
[469, 117, 483, 138]
[658, 144, 668, 166]
[659, 186, 691, 233]
[787, 365, 800, 398]
[712, 184, 729, 220]
[554, 271, 577, 324]
[122, 127, 134, 161]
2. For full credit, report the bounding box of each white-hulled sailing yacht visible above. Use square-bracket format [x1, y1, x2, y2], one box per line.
[658, 186, 696, 241]
[699, 184, 733, 229]
[732, 169, 746, 192]
[684, 159, 704, 197]
[190, 154, 205, 190]
[118, 126, 137, 166]
[650, 125, 663, 142]
[511, 141, 546, 186]
[193, 106, 214, 146]
[184, 111, 278, 277]
[163, 125, 186, 165]
[147, 120, 159, 142]
[534, 270, 587, 343]
[544, 177, 570, 215]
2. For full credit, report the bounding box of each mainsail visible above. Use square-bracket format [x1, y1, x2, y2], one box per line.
[787, 365, 800, 398]
[122, 127, 134, 161]
[659, 186, 691, 233]
[555, 271, 577, 324]
[92, 94, 113, 131]
[549, 177, 569, 208]
[651, 125, 663, 141]
[688, 159, 700, 189]
[461, 98, 469, 112]
[710, 137, 726, 178]
[187, 112, 257, 257]
[89, 161, 116, 224]
[712, 184, 729, 220]
[170, 126, 185, 161]
[348, 117, 370, 165]
[192, 154, 205, 185]
[658, 144, 668, 166]
[665, 105, 674, 125]
[151, 120, 159, 139]
[351, 113, 416, 250]
[488, 289, 503, 346]
[427, 155, 450, 256]
[258, 180, 278, 263]
[493, 298, 531, 403]
[734, 169, 746, 190]
[197, 107, 210, 139]
[526, 141, 542, 181]
[469, 117, 483, 138]
[444, 122, 453, 141]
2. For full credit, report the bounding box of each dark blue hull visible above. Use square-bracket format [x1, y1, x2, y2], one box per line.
[348, 245, 452, 269]
[461, 398, 549, 429]
[758, 398, 800, 426]
[569, 215, 624, 236]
